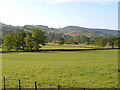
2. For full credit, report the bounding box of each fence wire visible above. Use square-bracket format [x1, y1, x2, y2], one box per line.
[0, 76, 119, 90]
[0, 76, 81, 89]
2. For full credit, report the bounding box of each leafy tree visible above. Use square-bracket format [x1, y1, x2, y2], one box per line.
[64, 38, 74, 44]
[89, 36, 96, 44]
[18, 32, 26, 50]
[74, 35, 81, 44]
[95, 37, 107, 48]
[107, 36, 117, 48]
[2, 33, 14, 51]
[80, 35, 90, 44]
[0, 38, 2, 45]
[71, 35, 90, 45]
[9, 32, 26, 51]
[57, 37, 64, 45]
[13, 33, 21, 51]
[47, 32, 57, 42]
[114, 37, 120, 48]
[2, 29, 47, 51]
[32, 29, 47, 50]
[24, 33, 33, 51]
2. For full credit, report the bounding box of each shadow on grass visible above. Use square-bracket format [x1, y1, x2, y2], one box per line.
[1, 48, 120, 53]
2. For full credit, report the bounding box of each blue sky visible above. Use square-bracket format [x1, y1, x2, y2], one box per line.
[0, 0, 119, 30]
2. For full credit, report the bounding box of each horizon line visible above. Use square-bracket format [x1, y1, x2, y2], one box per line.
[1, 22, 118, 30]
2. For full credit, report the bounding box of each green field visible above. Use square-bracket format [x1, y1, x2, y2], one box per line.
[41, 43, 119, 49]
[2, 50, 118, 88]
[41, 44, 98, 49]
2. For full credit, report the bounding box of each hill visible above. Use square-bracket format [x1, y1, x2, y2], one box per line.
[60, 26, 118, 35]
[1, 23, 118, 38]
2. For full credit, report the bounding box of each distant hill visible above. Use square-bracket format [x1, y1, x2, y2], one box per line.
[61, 26, 118, 35]
[1, 23, 118, 38]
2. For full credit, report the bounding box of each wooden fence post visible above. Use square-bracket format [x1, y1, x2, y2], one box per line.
[3, 77, 6, 90]
[18, 79, 21, 90]
[58, 84, 60, 90]
[35, 81, 37, 90]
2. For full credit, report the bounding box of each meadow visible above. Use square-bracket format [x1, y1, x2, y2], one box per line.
[41, 44, 98, 49]
[2, 49, 118, 88]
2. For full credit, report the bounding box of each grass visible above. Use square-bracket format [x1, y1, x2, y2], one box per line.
[2, 50, 118, 88]
[41, 43, 99, 49]
[41, 43, 118, 49]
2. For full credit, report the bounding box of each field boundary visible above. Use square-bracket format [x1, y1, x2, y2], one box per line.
[0, 76, 119, 90]
[1, 48, 120, 53]
[0, 76, 81, 89]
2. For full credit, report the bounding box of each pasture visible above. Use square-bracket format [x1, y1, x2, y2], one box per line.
[41, 44, 98, 49]
[2, 50, 118, 88]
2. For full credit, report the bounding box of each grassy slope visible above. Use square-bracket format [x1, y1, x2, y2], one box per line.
[2, 50, 118, 88]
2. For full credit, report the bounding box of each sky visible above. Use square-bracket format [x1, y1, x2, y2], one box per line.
[0, 0, 119, 30]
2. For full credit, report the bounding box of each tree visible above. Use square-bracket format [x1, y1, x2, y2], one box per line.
[47, 32, 57, 42]
[64, 37, 74, 44]
[80, 35, 90, 44]
[74, 35, 81, 44]
[95, 37, 107, 48]
[57, 37, 64, 45]
[0, 38, 2, 45]
[13, 33, 21, 51]
[32, 29, 47, 50]
[2, 33, 14, 51]
[114, 37, 120, 48]
[24, 33, 33, 51]
[108, 36, 117, 48]
[18, 32, 26, 50]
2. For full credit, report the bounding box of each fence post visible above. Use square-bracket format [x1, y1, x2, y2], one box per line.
[35, 81, 37, 90]
[3, 77, 6, 90]
[58, 84, 60, 90]
[18, 79, 21, 90]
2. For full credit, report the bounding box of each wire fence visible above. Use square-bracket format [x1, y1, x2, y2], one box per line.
[0, 76, 83, 90]
[0, 76, 119, 90]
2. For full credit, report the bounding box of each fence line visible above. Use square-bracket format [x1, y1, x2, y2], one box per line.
[0, 76, 82, 89]
[0, 76, 119, 90]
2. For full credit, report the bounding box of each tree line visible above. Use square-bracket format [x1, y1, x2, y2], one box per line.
[2, 29, 120, 51]
[2, 29, 47, 51]
[94, 36, 120, 48]
[50, 34, 120, 49]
